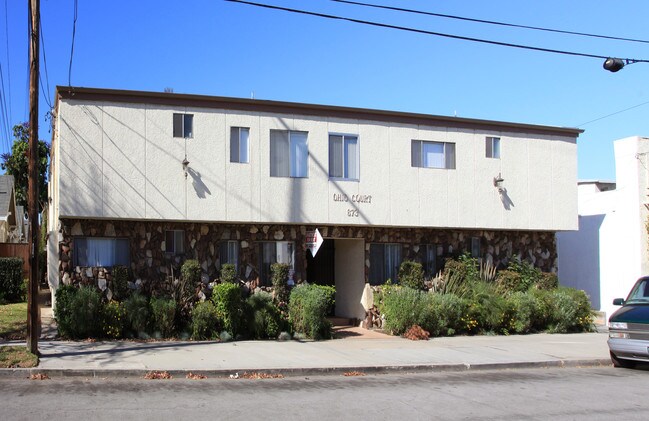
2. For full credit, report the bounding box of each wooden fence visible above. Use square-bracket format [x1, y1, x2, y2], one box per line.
[0, 243, 31, 278]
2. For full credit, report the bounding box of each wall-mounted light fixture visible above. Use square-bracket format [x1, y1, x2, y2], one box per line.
[182, 156, 190, 178]
[493, 173, 504, 193]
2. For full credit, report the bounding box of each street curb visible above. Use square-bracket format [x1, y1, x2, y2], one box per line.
[0, 359, 612, 379]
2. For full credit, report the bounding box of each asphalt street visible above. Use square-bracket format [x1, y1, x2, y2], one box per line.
[2, 366, 648, 420]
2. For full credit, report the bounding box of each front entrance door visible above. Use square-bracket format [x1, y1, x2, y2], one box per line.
[306, 238, 335, 286]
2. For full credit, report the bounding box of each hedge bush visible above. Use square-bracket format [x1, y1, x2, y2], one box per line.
[380, 286, 427, 335]
[0, 257, 24, 303]
[246, 291, 282, 339]
[271, 263, 290, 305]
[55, 286, 103, 339]
[536, 272, 559, 291]
[313, 284, 336, 315]
[548, 287, 594, 333]
[398, 261, 425, 290]
[150, 297, 176, 338]
[191, 301, 220, 340]
[123, 293, 150, 338]
[288, 284, 332, 340]
[220, 263, 237, 283]
[181, 259, 201, 285]
[212, 282, 244, 336]
[111, 265, 129, 301]
[102, 301, 127, 339]
[54, 285, 78, 338]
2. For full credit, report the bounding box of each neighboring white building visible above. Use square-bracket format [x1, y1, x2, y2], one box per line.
[557, 136, 649, 320]
[48, 87, 582, 317]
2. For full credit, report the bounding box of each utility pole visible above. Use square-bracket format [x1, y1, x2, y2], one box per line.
[27, 0, 40, 355]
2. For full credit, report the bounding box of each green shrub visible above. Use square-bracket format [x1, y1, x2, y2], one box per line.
[68, 286, 104, 339]
[528, 288, 554, 330]
[379, 286, 427, 335]
[313, 284, 336, 315]
[507, 291, 540, 334]
[191, 301, 220, 340]
[430, 293, 470, 336]
[288, 284, 332, 340]
[111, 265, 130, 301]
[536, 272, 559, 290]
[271, 263, 290, 305]
[495, 270, 525, 294]
[444, 254, 480, 284]
[465, 281, 513, 334]
[398, 261, 425, 290]
[212, 282, 244, 336]
[54, 285, 78, 338]
[220, 263, 237, 283]
[123, 293, 150, 337]
[181, 259, 201, 285]
[246, 291, 283, 339]
[150, 297, 176, 338]
[102, 301, 127, 339]
[507, 258, 541, 290]
[0, 257, 24, 303]
[547, 287, 594, 333]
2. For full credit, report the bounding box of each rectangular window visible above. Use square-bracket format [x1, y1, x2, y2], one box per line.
[486, 136, 500, 159]
[259, 241, 294, 285]
[369, 243, 402, 285]
[329, 134, 359, 180]
[219, 240, 239, 270]
[470, 237, 481, 259]
[165, 230, 185, 254]
[230, 127, 250, 163]
[73, 237, 130, 267]
[270, 130, 308, 178]
[411, 140, 455, 169]
[173, 113, 193, 138]
[422, 244, 437, 278]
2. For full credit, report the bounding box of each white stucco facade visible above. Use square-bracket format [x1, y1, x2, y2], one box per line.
[50, 94, 578, 231]
[557, 136, 649, 319]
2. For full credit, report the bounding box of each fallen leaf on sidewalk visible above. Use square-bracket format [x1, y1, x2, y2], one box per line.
[144, 371, 172, 380]
[30, 373, 50, 380]
[241, 372, 284, 379]
[343, 371, 366, 377]
[186, 372, 207, 380]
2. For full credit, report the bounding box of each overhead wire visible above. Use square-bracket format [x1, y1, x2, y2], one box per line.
[225, 0, 649, 63]
[330, 0, 649, 44]
[3, 0, 12, 131]
[577, 100, 649, 127]
[39, 19, 53, 110]
[68, 0, 78, 86]
[0, 64, 10, 152]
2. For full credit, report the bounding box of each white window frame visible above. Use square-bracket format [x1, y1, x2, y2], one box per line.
[486, 136, 500, 159]
[165, 230, 185, 254]
[73, 237, 130, 267]
[328, 133, 359, 181]
[411, 140, 456, 169]
[270, 130, 309, 178]
[173, 113, 193, 138]
[230, 127, 250, 164]
[259, 241, 295, 285]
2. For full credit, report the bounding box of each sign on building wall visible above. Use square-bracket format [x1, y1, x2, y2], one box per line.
[306, 228, 324, 257]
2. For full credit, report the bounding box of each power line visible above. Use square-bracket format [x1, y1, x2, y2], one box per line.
[3, 0, 12, 129]
[577, 100, 649, 127]
[331, 0, 649, 44]
[225, 0, 649, 63]
[68, 0, 78, 86]
[39, 19, 52, 109]
[0, 65, 10, 152]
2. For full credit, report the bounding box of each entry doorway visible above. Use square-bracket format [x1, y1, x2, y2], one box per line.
[305, 238, 365, 320]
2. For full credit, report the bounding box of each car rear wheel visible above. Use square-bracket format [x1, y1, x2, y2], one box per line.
[610, 352, 636, 369]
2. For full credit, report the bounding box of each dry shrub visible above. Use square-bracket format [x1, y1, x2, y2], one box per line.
[144, 370, 172, 380]
[343, 371, 366, 377]
[241, 372, 284, 379]
[186, 372, 207, 380]
[403, 324, 430, 340]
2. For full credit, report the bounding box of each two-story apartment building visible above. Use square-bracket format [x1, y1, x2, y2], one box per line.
[47, 86, 582, 319]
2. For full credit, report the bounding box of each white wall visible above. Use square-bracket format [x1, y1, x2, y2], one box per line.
[55, 98, 578, 231]
[557, 136, 649, 318]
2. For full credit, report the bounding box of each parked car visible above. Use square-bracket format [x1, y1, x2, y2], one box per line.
[608, 276, 649, 368]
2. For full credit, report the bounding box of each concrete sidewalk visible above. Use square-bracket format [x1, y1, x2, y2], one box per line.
[0, 332, 611, 378]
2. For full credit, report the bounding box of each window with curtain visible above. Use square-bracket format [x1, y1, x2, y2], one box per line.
[230, 127, 250, 163]
[369, 243, 402, 285]
[329, 134, 359, 180]
[173, 113, 193, 138]
[486, 136, 500, 159]
[270, 130, 308, 177]
[165, 230, 185, 254]
[470, 237, 481, 259]
[219, 241, 239, 270]
[411, 140, 455, 169]
[259, 241, 294, 285]
[422, 244, 437, 278]
[73, 237, 130, 267]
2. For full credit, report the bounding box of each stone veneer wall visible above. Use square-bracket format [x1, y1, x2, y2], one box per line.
[58, 218, 557, 295]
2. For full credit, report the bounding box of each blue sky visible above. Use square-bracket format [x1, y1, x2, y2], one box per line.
[1, 0, 648, 181]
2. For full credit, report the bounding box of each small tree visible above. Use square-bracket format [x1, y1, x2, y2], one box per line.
[398, 261, 425, 290]
[271, 263, 290, 305]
